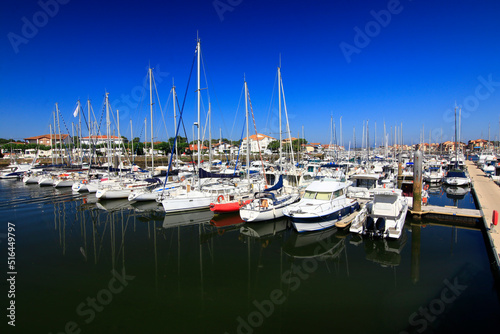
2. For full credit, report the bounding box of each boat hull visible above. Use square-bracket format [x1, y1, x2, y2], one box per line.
[289, 202, 359, 233]
[210, 200, 252, 214]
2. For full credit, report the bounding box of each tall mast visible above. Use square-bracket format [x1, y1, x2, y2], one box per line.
[172, 82, 178, 168]
[50, 123, 54, 165]
[144, 117, 147, 170]
[56, 103, 63, 165]
[244, 78, 250, 181]
[278, 66, 282, 166]
[149, 67, 154, 173]
[117, 109, 121, 171]
[454, 105, 458, 167]
[197, 38, 201, 170]
[130, 119, 134, 165]
[53, 110, 57, 165]
[209, 102, 212, 169]
[105, 93, 111, 170]
[87, 99, 91, 165]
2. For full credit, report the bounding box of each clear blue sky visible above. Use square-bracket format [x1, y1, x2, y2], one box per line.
[1, 0, 500, 146]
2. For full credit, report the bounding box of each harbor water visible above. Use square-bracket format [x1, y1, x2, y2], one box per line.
[1, 180, 500, 333]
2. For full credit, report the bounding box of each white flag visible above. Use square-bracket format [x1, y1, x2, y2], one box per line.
[73, 105, 79, 117]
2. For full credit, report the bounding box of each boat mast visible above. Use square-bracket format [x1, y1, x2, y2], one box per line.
[144, 117, 148, 170]
[50, 123, 54, 165]
[149, 67, 154, 173]
[55, 103, 63, 166]
[454, 105, 458, 168]
[78, 100, 82, 166]
[172, 82, 178, 168]
[130, 119, 134, 165]
[197, 38, 201, 173]
[209, 102, 212, 169]
[105, 93, 111, 171]
[278, 66, 282, 167]
[87, 99, 91, 165]
[244, 78, 250, 182]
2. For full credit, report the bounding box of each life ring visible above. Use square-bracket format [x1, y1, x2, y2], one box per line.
[82, 180, 87, 184]
[217, 195, 224, 203]
[270, 167, 274, 172]
[424, 184, 429, 191]
[261, 199, 268, 208]
[180, 176, 186, 182]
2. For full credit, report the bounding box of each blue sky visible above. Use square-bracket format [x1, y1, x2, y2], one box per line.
[1, 0, 500, 146]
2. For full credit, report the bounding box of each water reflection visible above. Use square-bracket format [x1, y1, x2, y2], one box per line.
[1, 179, 499, 333]
[240, 218, 289, 239]
[162, 209, 214, 229]
[283, 227, 346, 260]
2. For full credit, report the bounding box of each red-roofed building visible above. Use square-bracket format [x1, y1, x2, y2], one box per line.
[24, 134, 70, 145]
[242, 133, 276, 153]
[188, 144, 209, 151]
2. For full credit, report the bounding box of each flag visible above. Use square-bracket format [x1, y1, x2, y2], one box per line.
[73, 105, 79, 117]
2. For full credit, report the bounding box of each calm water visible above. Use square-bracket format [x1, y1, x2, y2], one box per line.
[1, 180, 499, 334]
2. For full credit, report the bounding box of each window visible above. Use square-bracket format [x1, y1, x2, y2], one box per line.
[303, 191, 316, 199]
[315, 192, 331, 200]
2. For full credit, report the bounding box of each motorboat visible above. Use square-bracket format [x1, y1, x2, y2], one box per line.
[283, 179, 359, 233]
[443, 169, 471, 186]
[349, 189, 408, 239]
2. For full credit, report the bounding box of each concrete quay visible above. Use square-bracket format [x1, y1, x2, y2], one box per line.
[466, 160, 500, 271]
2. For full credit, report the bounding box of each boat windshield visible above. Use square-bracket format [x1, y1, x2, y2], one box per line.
[447, 171, 466, 178]
[303, 189, 344, 200]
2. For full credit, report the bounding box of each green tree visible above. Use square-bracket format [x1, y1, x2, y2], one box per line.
[267, 140, 280, 152]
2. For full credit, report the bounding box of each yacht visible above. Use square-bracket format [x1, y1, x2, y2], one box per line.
[283, 179, 359, 233]
[349, 189, 408, 239]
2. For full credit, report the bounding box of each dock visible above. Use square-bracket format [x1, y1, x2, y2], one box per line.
[466, 160, 500, 270]
[409, 204, 482, 228]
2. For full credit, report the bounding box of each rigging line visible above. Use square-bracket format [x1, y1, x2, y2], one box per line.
[247, 87, 268, 185]
[201, 50, 231, 141]
[280, 75, 298, 182]
[158, 84, 172, 142]
[161, 50, 197, 191]
[152, 71, 168, 139]
[129, 73, 147, 141]
[231, 84, 245, 140]
[265, 70, 278, 136]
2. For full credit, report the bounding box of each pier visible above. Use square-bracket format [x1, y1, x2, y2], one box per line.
[466, 160, 500, 270]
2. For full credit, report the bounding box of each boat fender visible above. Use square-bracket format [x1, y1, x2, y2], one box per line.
[492, 210, 498, 226]
[217, 195, 224, 203]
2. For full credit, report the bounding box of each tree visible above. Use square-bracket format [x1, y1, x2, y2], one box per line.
[121, 136, 129, 144]
[267, 140, 280, 153]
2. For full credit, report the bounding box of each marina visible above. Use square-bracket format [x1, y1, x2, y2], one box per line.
[2, 1, 500, 332]
[1, 152, 500, 333]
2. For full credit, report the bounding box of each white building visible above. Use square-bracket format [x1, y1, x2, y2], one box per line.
[242, 134, 276, 153]
[81, 135, 124, 146]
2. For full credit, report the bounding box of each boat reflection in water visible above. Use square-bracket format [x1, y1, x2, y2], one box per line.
[444, 185, 471, 200]
[349, 225, 408, 268]
[361, 232, 408, 267]
[239, 218, 290, 239]
[95, 199, 130, 212]
[163, 209, 214, 229]
[283, 226, 347, 260]
[210, 212, 245, 228]
[130, 200, 163, 212]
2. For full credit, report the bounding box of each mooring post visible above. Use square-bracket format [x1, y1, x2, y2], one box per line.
[413, 150, 423, 212]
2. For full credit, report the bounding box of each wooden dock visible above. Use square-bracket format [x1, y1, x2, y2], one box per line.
[466, 161, 500, 270]
[409, 204, 482, 228]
